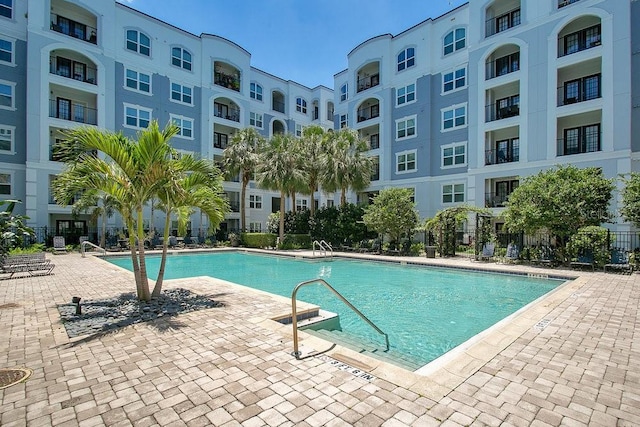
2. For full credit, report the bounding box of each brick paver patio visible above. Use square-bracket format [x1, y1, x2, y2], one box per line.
[1, 250, 638, 426]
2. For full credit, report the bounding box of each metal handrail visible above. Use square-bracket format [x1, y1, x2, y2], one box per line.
[312, 240, 333, 258]
[291, 278, 389, 359]
[80, 240, 106, 257]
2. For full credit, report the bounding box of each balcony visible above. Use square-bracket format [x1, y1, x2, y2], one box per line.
[485, 192, 511, 208]
[272, 99, 285, 114]
[558, 124, 601, 156]
[356, 74, 380, 93]
[50, 13, 97, 45]
[486, 8, 521, 38]
[486, 52, 520, 80]
[214, 102, 240, 122]
[558, 0, 581, 8]
[214, 71, 240, 92]
[557, 74, 601, 106]
[486, 99, 520, 122]
[357, 104, 380, 122]
[49, 99, 97, 125]
[485, 146, 519, 166]
[50, 56, 97, 85]
[369, 134, 379, 150]
[558, 24, 601, 57]
[214, 132, 228, 149]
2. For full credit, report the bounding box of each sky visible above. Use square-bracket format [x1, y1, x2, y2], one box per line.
[116, 0, 467, 89]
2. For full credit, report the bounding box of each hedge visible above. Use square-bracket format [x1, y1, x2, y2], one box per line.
[241, 233, 277, 249]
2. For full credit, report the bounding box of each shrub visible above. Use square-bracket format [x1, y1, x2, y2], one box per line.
[409, 242, 424, 256]
[279, 234, 312, 250]
[8, 244, 45, 255]
[241, 233, 277, 249]
[567, 225, 610, 267]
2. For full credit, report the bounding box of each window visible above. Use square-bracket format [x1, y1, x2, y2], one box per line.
[340, 83, 348, 102]
[396, 116, 416, 140]
[396, 150, 417, 173]
[340, 114, 348, 129]
[0, 81, 14, 109]
[171, 47, 192, 71]
[249, 222, 262, 232]
[296, 199, 308, 212]
[250, 112, 263, 128]
[494, 9, 521, 35]
[171, 115, 193, 139]
[170, 82, 192, 104]
[126, 30, 150, 56]
[442, 183, 465, 203]
[0, 38, 12, 64]
[214, 132, 228, 149]
[444, 28, 466, 55]
[327, 102, 334, 121]
[0, 172, 10, 195]
[124, 104, 151, 129]
[443, 67, 466, 93]
[442, 104, 467, 131]
[0, 0, 11, 19]
[563, 124, 601, 155]
[442, 142, 466, 168]
[396, 83, 416, 106]
[296, 97, 307, 114]
[295, 123, 302, 137]
[0, 125, 13, 152]
[249, 195, 262, 209]
[397, 47, 415, 72]
[250, 83, 263, 101]
[125, 68, 151, 93]
[563, 74, 601, 104]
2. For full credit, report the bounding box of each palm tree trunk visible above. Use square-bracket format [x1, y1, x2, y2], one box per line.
[240, 177, 248, 232]
[290, 191, 296, 213]
[341, 187, 347, 206]
[136, 207, 151, 301]
[99, 213, 106, 248]
[152, 211, 171, 298]
[279, 191, 286, 242]
[126, 217, 143, 297]
[309, 183, 316, 217]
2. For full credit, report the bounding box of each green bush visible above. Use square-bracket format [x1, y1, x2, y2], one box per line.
[567, 225, 610, 267]
[279, 234, 312, 250]
[241, 233, 277, 249]
[409, 242, 424, 256]
[9, 244, 45, 255]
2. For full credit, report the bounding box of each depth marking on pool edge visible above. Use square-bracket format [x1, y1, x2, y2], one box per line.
[316, 354, 377, 381]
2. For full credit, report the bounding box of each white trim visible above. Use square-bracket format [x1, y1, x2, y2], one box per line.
[0, 124, 15, 155]
[442, 182, 466, 204]
[249, 194, 263, 210]
[250, 112, 263, 129]
[0, 79, 15, 110]
[443, 26, 467, 57]
[0, 36, 15, 67]
[442, 65, 467, 95]
[395, 115, 417, 141]
[170, 45, 193, 71]
[396, 82, 417, 107]
[441, 141, 467, 169]
[169, 81, 193, 106]
[395, 149, 417, 174]
[441, 103, 468, 132]
[169, 114, 194, 140]
[123, 67, 152, 95]
[123, 103, 152, 130]
[0, 170, 13, 197]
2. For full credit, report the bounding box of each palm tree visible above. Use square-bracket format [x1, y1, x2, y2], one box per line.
[256, 133, 304, 242]
[52, 121, 182, 301]
[298, 125, 328, 217]
[152, 154, 228, 298]
[222, 128, 264, 232]
[71, 191, 118, 248]
[322, 128, 374, 206]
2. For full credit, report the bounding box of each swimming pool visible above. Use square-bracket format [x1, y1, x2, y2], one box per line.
[107, 252, 565, 370]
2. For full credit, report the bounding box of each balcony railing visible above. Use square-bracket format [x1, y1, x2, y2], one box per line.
[558, 0, 581, 8]
[50, 13, 97, 45]
[558, 24, 601, 57]
[558, 127, 601, 156]
[485, 102, 520, 122]
[486, 7, 521, 38]
[49, 56, 97, 85]
[356, 74, 380, 93]
[557, 74, 601, 106]
[228, 201, 240, 212]
[357, 105, 380, 122]
[485, 192, 511, 208]
[485, 52, 520, 80]
[49, 99, 97, 125]
[214, 71, 240, 92]
[214, 104, 240, 122]
[485, 147, 519, 165]
[272, 100, 285, 114]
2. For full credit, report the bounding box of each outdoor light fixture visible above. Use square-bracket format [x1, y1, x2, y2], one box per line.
[72, 296, 82, 315]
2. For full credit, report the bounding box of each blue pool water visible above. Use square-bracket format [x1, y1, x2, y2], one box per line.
[107, 252, 564, 369]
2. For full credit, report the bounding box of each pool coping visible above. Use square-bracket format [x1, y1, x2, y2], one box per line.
[98, 247, 589, 402]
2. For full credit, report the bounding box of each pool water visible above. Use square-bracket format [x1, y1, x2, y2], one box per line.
[107, 252, 564, 369]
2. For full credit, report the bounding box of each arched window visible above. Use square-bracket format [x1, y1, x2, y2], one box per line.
[126, 30, 150, 56]
[444, 28, 466, 55]
[171, 47, 192, 70]
[397, 47, 415, 72]
[250, 83, 263, 101]
[296, 97, 307, 114]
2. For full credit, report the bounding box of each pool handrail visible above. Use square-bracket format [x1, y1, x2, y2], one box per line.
[291, 278, 389, 359]
[80, 240, 107, 257]
[312, 240, 333, 258]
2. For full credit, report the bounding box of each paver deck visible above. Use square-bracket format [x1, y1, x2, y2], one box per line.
[1, 249, 639, 426]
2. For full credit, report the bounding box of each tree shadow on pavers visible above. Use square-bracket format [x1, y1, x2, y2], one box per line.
[57, 288, 227, 345]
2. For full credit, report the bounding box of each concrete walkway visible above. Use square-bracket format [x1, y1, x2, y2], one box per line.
[1, 249, 639, 426]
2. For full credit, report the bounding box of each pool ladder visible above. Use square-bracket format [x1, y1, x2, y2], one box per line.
[312, 240, 333, 258]
[290, 278, 389, 359]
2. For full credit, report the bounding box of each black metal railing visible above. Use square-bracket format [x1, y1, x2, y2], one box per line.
[485, 52, 520, 80]
[558, 128, 601, 156]
[485, 101, 519, 122]
[558, 24, 601, 57]
[214, 71, 240, 92]
[50, 13, 97, 45]
[485, 147, 519, 165]
[485, 7, 521, 37]
[485, 192, 511, 208]
[357, 105, 380, 122]
[49, 99, 97, 125]
[214, 103, 240, 122]
[558, 0, 581, 8]
[356, 73, 380, 93]
[49, 56, 97, 85]
[272, 100, 285, 114]
[557, 74, 601, 106]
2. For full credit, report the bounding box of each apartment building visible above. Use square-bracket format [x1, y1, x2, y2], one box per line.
[0, 0, 334, 239]
[336, 0, 638, 232]
[0, 0, 637, 241]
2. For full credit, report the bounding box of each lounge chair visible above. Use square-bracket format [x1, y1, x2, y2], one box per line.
[531, 245, 555, 267]
[504, 243, 520, 263]
[183, 235, 198, 249]
[53, 236, 67, 254]
[604, 248, 632, 273]
[570, 249, 595, 271]
[1, 253, 55, 278]
[479, 243, 495, 261]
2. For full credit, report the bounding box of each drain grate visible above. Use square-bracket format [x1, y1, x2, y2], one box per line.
[0, 368, 32, 389]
